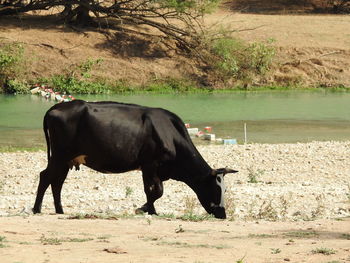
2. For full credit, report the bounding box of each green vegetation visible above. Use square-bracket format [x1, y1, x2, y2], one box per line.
[247, 167, 265, 183]
[125, 186, 134, 198]
[0, 40, 348, 94]
[208, 37, 275, 83]
[0, 42, 27, 94]
[311, 247, 337, 255]
[66, 213, 119, 220]
[40, 235, 94, 245]
[248, 233, 276, 238]
[270, 248, 281, 254]
[178, 213, 215, 222]
[0, 146, 44, 153]
[40, 236, 62, 245]
[283, 231, 319, 238]
[156, 240, 229, 249]
[235, 256, 246, 263]
[0, 236, 6, 248]
[341, 233, 350, 240]
[97, 234, 113, 240]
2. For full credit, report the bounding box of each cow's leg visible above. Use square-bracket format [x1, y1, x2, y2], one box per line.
[136, 167, 163, 215]
[33, 168, 50, 214]
[33, 158, 69, 214]
[51, 164, 69, 214]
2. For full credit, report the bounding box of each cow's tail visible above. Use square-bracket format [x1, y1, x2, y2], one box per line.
[43, 113, 51, 161]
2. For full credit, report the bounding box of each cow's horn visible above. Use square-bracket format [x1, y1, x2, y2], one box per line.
[212, 168, 238, 176]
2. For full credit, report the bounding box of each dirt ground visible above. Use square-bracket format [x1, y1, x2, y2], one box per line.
[0, 215, 349, 263]
[0, 8, 349, 87]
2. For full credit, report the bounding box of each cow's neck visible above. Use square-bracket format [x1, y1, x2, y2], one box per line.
[174, 149, 212, 188]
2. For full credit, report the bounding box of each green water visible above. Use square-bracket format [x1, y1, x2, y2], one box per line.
[0, 91, 349, 148]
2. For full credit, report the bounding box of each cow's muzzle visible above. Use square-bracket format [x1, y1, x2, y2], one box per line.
[212, 206, 226, 219]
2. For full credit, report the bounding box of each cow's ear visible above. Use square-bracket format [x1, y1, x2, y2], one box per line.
[148, 113, 176, 160]
[212, 168, 238, 176]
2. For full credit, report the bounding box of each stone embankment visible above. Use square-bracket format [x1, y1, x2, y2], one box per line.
[0, 141, 349, 220]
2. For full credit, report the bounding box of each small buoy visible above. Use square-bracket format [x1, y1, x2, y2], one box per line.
[187, 128, 199, 136]
[55, 94, 63, 102]
[40, 90, 47, 97]
[195, 131, 205, 137]
[204, 126, 212, 133]
[204, 133, 216, 141]
[30, 87, 40, 94]
[223, 139, 237, 145]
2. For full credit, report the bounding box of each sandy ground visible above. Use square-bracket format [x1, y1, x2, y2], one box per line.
[0, 215, 349, 263]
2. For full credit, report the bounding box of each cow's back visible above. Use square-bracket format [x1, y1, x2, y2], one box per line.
[45, 100, 176, 173]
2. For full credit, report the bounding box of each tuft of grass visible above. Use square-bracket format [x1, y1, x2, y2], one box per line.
[40, 236, 62, 245]
[283, 231, 319, 238]
[97, 234, 113, 240]
[125, 186, 133, 198]
[156, 213, 176, 219]
[0, 236, 7, 248]
[311, 247, 336, 255]
[271, 248, 281, 254]
[66, 213, 118, 220]
[257, 200, 278, 221]
[341, 233, 350, 240]
[235, 255, 246, 263]
[247, 167, 265, 183]
[248, 233, 276, 238]
[40, 235, 93, 245]
[65, 237, 94, 243]
[183, 195, 197, 215]
[157, 240, 229, 249]
[178, 213, 214, 222]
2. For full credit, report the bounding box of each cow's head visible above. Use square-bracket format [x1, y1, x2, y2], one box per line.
[196, 168, 238, 219]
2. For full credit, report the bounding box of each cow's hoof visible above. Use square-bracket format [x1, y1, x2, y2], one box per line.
[32, 208, 41, 214]
[135, 208, 145, 215]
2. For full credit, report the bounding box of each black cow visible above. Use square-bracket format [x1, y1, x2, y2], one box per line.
[33, 100, 237, 219]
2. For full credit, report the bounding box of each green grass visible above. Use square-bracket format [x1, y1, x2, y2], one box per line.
[177, 213, 215, 222]
[0, 146, 45, 152]
[66, 213, 119, 220]
[156, 240, 229, 249]
[248, 233, 276, 238]
[40, 235, 94, 245]
[311, 247, 336, 255]
[125, 186, 133, 198]
[341, 233, 350, 240]
[0, 236, 7, 248]
[270, 248, 281, 254]
[40, 236, 62, 245]
[283, 231, 319, 238]
[97, 234, 113, 240]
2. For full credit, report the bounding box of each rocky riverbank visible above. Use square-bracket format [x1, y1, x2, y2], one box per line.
[0, 141, 349, 220]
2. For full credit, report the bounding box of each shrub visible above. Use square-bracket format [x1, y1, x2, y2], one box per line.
[200, 32, 275, 85]
[0, 42, 27, 93]
[43, 58, 108, 94]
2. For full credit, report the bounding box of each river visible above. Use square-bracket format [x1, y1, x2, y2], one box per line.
[0, 91, 349, 148]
